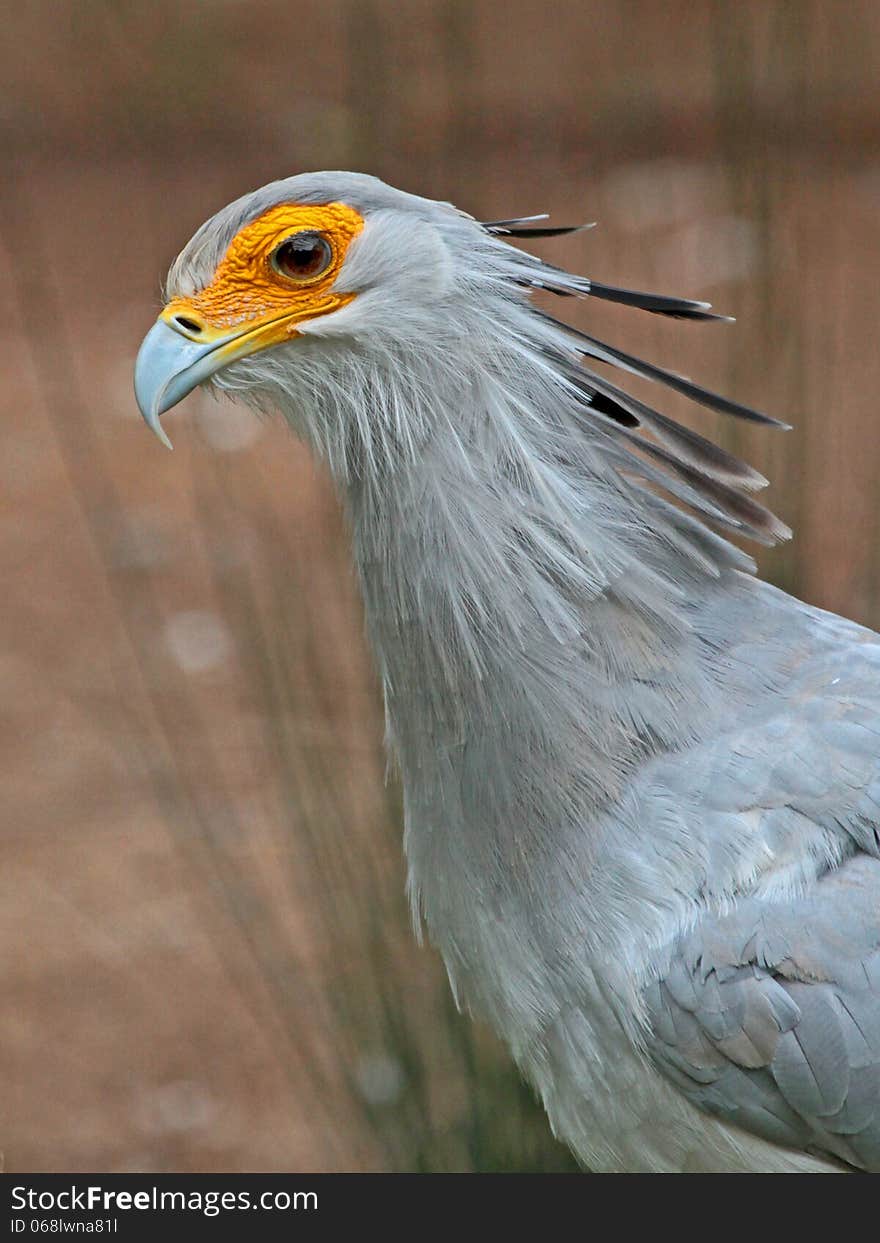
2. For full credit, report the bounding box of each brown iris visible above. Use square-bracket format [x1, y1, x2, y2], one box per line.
[270, 231, 333, 282]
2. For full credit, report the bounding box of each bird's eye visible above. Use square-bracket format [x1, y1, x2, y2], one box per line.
[270, 232, 333, 282]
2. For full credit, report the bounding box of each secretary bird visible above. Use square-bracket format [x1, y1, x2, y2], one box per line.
[135, 172, 880, 1172]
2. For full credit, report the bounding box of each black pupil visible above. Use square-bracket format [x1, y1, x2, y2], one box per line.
[274, 232, 330, 279]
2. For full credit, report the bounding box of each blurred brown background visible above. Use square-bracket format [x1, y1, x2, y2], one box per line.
[2, 0, 879, 1172]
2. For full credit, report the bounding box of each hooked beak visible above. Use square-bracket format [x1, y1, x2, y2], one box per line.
[134, 310, 302, 449]
[134, 319, 211, 449]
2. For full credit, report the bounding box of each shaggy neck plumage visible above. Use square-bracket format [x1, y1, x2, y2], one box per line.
[324, 311, 731, 802]
[265, 300, 766, 1026]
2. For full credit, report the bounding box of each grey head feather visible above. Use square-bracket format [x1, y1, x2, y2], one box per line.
[166, 171, 467, 298]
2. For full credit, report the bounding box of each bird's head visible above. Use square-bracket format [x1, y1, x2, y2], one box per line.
[135, 169, 788, 551]
[134, 172, 489, 455]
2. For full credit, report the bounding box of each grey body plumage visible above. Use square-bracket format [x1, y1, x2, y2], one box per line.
[136, 172, 880, 1172]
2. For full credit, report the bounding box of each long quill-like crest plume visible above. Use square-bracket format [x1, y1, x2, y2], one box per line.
[483, 212, 790, 541]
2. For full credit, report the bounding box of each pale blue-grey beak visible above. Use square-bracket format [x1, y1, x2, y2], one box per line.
[134, 318, 234, 450]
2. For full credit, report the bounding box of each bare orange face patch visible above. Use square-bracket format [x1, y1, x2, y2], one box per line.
[162, 202, 364, 345]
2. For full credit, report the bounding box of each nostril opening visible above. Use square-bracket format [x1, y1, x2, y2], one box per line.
[174, 315, 202, 334]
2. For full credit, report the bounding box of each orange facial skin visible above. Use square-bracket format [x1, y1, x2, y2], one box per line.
[161, 202, 365, 350]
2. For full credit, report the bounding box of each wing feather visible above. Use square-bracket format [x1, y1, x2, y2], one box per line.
[646, 855, 880, 1170]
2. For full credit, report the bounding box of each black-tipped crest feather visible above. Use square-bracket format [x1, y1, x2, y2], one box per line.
[585, 280, 733, 322]
[490, 218, 791, 550]
[539, 309, 788, 428]
[483, 215, 594, 238]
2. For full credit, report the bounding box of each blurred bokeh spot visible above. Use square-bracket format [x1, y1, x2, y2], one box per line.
[2, 0, 879, 1171]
